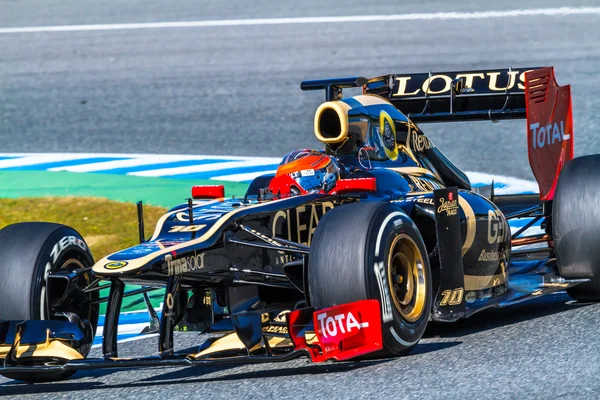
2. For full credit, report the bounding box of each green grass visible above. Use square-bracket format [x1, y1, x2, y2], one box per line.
[0, 197, 172, 314]
[0, 197, 168, 259]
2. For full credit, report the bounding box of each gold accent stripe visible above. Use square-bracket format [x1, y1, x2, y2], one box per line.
[386, 167, 440, 179]
[194, 332, 245, 358]
[267, 337, 293, 348]
[464, 273, 507, 291]
[0, 345, 9, 359]
[192, 332, 293, 359]
[14, 341, 83, 360]
[458, 194, 476, 256]
[352, 94, 391, 106]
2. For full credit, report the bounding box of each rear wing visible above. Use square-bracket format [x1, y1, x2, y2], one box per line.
[364, 68, 539, 123]
[300, 66, 574, 201]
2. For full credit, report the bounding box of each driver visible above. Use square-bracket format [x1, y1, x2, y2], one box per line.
[268, 149, 341, 197]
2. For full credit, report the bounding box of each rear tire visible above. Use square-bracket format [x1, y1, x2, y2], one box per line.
[0, 222, 97, 381]
[308, 202, 432, 356]
[553, 155, 600, 301]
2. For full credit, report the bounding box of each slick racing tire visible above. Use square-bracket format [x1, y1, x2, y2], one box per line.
[0, 223, 98, 382]
[308, 202, 432, 356]
[553, 155, 600, 301]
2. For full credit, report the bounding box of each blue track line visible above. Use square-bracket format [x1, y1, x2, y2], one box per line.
[94, 158, 238, 175]
[169, 164, 279, 180]
[1, 157, 129, 170]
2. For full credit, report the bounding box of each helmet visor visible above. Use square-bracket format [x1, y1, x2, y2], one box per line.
[291, 160, 339, 193]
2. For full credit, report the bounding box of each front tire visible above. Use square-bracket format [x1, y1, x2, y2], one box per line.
[308, 202, 432, 356]
[0, 222, 97, 381]
[553, 155, 600, 301]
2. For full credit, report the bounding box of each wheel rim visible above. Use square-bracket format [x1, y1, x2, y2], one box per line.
[387, 234, 427, 323]
[42, 258, 96, 323]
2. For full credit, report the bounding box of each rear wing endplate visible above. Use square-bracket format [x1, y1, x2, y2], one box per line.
[525, 67, 574, 201]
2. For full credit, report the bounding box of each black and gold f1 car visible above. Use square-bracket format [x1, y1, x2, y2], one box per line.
[2, 66, 599, 382]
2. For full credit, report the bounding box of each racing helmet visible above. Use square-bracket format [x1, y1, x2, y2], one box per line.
[268, 149, 340, 196]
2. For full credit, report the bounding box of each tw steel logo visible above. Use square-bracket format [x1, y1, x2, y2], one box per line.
[392, 70, 533, 97]
[316, 311, 369, 338]
[530, 121, 570, 149]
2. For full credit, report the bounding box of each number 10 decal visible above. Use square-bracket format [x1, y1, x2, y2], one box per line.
[439, 288, 464, 306]
[169, 225, 206, 233]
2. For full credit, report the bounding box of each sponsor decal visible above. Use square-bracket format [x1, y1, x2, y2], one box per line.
[392, 70, 533, 97]
[271, 201, 334, 247]
[465, 291, 477, 303]
[410, 131, 432, 152]
[478, 249, 507, 262]
[261, 310, 289, 324]
[164, 292, 175, 318]
[261, 325, 289, 334]
[394, 196, 435, 205]
[203, 291, 212, 306]
[405, 175, 442, 192]
[300, 169, 315, 177]
[50, 236, 87, 264]
[166, 293, 174, 310]
[247, 227, 284, 249]
[374, 261, 394, 322]
[166, 252, 205, 276]
[487, 210, 508, 244]
[156, 240, 187, 247]
[414, 197, 434, 205]
[530, 121, 569, 149]
[380, 110, 399, 161]
[437, 197, 459, 216]
[105, 261, 128, 269]
[481, 289, 493, 300]
[493, 283, 508, 297]
[316, 311, 369, 339]
[273, 310, 290, 323]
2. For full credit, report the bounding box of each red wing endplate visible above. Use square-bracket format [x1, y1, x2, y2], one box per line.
[288, 300, 382, 362]
[525, 67, 574, 201]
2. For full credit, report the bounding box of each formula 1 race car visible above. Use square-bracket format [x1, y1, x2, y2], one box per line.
[1, 66, 599, 382]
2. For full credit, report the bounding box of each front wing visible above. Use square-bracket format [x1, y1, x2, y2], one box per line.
[0, 300, 382, 374]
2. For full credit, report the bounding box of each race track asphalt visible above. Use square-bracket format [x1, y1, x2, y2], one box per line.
[2, 1, 600, 398]
[2, 293, 600, 399]
[1, 0, 600, 180]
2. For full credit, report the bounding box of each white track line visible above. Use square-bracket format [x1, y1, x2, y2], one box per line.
[0, 154, 98, 169]
[91, 334, 158, 349]
[465, 171, 539, 194]
[211, 169, 278, 182]
[0, 7, 599, 34]
[129, 158, 279, 177]
[49, 155, 203, 172]
[0, 153, 266, 160]
[95, 322, 150, 337]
